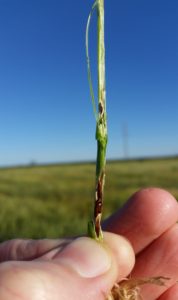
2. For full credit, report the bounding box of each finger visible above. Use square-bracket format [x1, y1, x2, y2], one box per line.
[103, 188, 178, 254]
[131, 224, 178, 300]
[156, 284, 178, 300]
[0, 238, 72, 262]
[54, 232, 135, 283]
[0, 233, 135, 300]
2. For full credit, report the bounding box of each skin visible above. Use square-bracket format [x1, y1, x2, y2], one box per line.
[0, 188, 178, 300]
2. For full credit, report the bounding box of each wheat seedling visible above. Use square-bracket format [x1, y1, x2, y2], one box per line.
[86, 1, 169, 299]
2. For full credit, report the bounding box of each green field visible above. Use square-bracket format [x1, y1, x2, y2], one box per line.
[0, 158, 178, 242]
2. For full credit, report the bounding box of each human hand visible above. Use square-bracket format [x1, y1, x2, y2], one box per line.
[0, 188, 177, 300]
[103, 188, 178, 299]
[0, 233, 134, 299]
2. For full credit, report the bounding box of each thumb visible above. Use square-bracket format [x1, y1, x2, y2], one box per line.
[53, 232, 135, 300]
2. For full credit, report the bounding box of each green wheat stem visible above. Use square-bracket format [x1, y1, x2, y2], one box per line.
[86, 0, 107, 241]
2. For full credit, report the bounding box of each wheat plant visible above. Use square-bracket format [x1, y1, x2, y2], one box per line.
[86, 1, 169, 299]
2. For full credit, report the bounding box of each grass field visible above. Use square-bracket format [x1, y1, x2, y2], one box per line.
[0, 157, 178, 242]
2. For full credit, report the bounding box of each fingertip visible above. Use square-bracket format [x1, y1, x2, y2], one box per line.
[56, 237, 112, 278]
[103, 232, 135, 281]
[104, 188, 178, 253]
[130, 188, 178, 234]
[132, 187, 177, 210]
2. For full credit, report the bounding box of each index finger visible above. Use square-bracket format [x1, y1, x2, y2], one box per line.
[103, 188, 178, 254]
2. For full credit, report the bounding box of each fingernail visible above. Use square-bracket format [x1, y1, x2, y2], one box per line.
[58, 237, 111, 278]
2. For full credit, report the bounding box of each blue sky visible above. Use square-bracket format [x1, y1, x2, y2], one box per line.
[0, 0, 177, 166]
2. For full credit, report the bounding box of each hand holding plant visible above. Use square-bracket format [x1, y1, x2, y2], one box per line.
[0, 189, 177, 299]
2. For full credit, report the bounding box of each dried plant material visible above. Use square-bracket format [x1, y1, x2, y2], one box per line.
[106, 277, 170, 300]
